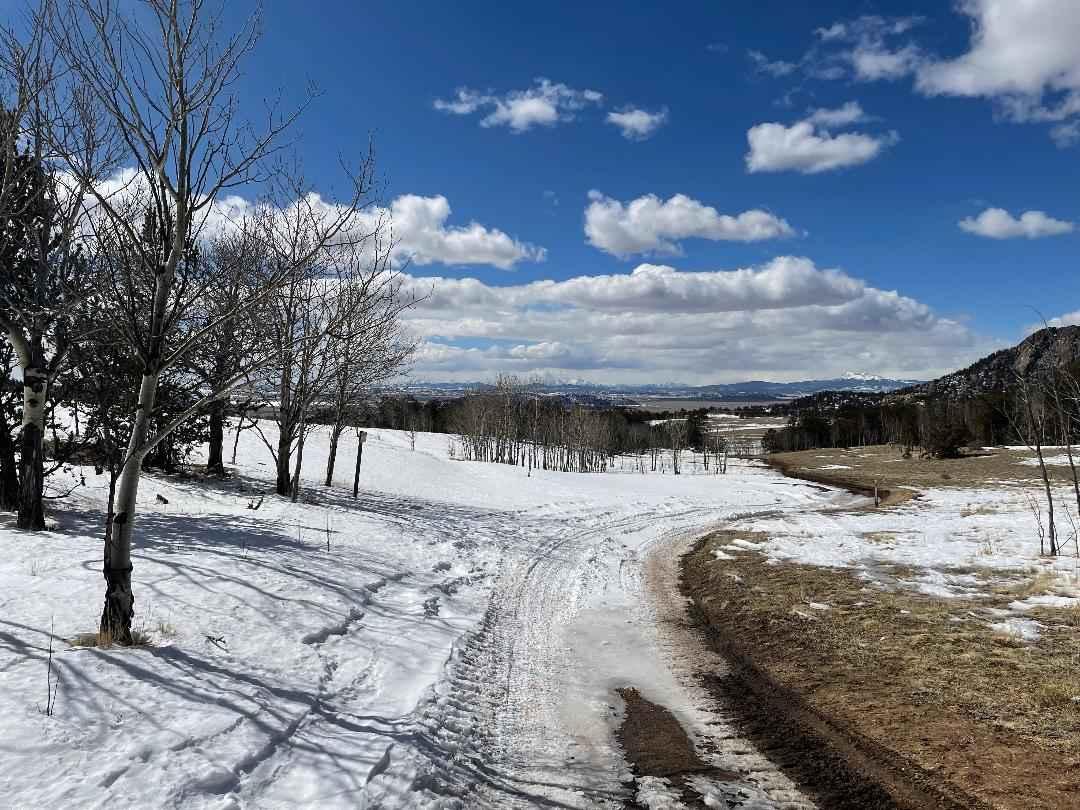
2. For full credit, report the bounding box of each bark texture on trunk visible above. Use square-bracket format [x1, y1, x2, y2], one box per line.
[100, 369, 159, 644]
[17, 368, 48, 530]
[325, 425, 342, 487]
[275, 428, 292, 496]
[352, 434, 364, 498]
[206, 399, 226, 476]
[290, 424, 307, 503]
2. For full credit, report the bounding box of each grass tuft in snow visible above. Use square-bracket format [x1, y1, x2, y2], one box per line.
[69, 629, 155, 649]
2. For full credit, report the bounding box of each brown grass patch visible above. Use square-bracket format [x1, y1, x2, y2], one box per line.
[994, 569, 1058, 599]
[1065, 603, 1080, 627]
[684, 533, 1080, 810]
[69, 629, 154, 648]
[769, 445, 1075, 493]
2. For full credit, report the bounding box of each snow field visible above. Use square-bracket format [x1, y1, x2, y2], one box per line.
[0, 423, 841, 808]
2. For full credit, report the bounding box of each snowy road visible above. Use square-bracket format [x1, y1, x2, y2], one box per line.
[1, 428, 854, 809]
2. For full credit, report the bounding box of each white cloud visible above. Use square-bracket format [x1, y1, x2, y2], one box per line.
[851, 42, 922, 81]
[387, 195, 546, 268]
[398, 257, 994, 383]
[217, 192, 544, 270]
[405, 257, 863, 315]
[748, 50, 798, 77]
[803, 15, 926, 82]
[80, 168, 547, 271]
[916, 1, 1080, 103]
[606, 107, 669, 140]
[810, 3, 1080, 143]
[434, 79, 603, 132]
[958, 208, 1075, 239]
[806, 101, 869, 128]
[584, 192, 795, 258]
[1046, 309, 1080, 328]
[745, 114, 897, 174]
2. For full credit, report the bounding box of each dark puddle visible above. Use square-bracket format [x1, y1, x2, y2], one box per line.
[616, 686, 738, 808]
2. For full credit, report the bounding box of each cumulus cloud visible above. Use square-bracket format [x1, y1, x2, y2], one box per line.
[958, 208, 1075, 240]
[584, 192, 795, 257]
[434, 79, 603, 132]
[385, 195, 545, 268]
[86, 169, 545, 270]
[745, 114, 898, 174]
[606, 107, 669, 140]
[916, 1, 1080, 102]
[807, 4, 1080, 143]
[398, 257, 994, 383]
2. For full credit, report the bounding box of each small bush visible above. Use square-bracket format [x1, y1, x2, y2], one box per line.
[924, 422, 973, 459]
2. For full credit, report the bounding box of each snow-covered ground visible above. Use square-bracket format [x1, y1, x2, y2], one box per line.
[1, 424, 853, 809]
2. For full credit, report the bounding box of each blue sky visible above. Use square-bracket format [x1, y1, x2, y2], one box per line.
[46, 1, 1080, 382]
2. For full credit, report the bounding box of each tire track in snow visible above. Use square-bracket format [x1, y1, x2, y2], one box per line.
[403, 504, 728, 808]
[401, 492, 841, 809]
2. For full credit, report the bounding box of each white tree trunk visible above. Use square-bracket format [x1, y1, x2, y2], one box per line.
[101, 368, 159, 642]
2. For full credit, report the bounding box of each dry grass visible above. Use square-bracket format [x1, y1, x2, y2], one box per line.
[860, 530, 901, 545]
[1065, 603, 1080, 627]
[770, 445, 1080, 492]
[685, 534, 1080, 810]
[69, 628, 154, 648]
[996, 569, 1058, 599]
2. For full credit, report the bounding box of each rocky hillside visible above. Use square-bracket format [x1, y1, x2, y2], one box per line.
[906, 325, 1080, 399]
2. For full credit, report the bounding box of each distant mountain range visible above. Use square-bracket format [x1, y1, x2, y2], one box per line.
[386, 372, 922, 405]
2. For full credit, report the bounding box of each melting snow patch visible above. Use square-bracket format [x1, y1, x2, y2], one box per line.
[807, 601, 830, 610]
[1018, 455, 1076, 467]
[711, 549, 736, 561]
[635, 776, 686, 809]
[687, 774, 800, 808]
[990, 618, 1043, 642]
[1009, 594, 1079, 611]
[818, 464, 852, 470]
[727, 538, 763, 551]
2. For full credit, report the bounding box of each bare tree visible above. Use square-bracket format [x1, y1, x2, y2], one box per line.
[185, 224, 265, 476]
[668, 420, 686, 475]
[322, 262, 414, 487]
[1010, 373, 1058, 556]
[50, 0, 373, 642]
[250, 230, 401, 500]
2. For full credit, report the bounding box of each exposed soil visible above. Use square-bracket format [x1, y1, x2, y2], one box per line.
[616, 686, 738, 808]
[682, 533, 1080, 810]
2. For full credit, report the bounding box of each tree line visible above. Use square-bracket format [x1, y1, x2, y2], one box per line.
[358, 376, 752, 474]
[763, 363, 1080, 557]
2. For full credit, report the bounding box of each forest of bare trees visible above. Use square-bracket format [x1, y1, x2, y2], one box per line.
[0, 0, 414, 642]
[441, 375, 740, 474]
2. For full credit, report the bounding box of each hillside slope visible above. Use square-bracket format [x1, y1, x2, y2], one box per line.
[909, 325, 1080, 399]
